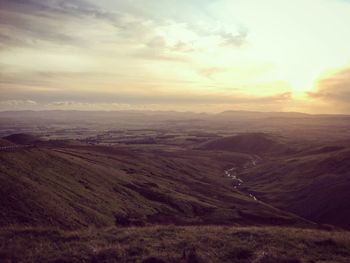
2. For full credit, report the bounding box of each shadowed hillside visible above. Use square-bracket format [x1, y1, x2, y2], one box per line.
[3, 133, 42, 145]
[199, 133, 292, 156]
[240, 147, 350, 228]
[0, 139, 15, 147]
[0, 144, 310, 229]
[1, 113, 350, 262]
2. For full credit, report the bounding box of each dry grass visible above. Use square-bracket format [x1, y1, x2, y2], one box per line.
[1, 225, 349, 263]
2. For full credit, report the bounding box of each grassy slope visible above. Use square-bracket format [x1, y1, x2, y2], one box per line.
[3, 133, 41, 145]
[0, 225, 349, 263]
[240, 147, 350, 228]
[0, 145, 309, 229]
[0, 139, 14, 147]
[198, 133, 292, 156]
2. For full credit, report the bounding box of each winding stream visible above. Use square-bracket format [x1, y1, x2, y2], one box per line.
[224, 155, 261, 201]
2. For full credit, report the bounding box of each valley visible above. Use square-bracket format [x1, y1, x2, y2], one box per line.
[0, 110, 350, 262]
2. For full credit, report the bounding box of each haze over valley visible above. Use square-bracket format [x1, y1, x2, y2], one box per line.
[1, 0, 350, 262]
[1, 111, 350, 262]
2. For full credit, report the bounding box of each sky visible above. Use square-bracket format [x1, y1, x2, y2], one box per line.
[1, 0, 350, 113]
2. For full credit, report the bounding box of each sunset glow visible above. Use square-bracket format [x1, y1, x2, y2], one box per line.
[1, 0, 350, 113]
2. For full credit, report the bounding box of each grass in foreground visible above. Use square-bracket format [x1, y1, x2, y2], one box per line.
[0, 225, 350, 263]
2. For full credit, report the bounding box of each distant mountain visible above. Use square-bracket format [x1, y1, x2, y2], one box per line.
[0, 110, 209, 120]
[217, 110, 311, 119]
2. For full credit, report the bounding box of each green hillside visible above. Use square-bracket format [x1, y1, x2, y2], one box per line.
[0, 145, 309, 229]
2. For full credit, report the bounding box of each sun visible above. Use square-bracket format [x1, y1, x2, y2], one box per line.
[281, 67, 318, 94]
[287, 78, 315, 94]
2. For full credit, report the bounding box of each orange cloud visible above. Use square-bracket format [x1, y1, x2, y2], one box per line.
[308, 67, 350, 113]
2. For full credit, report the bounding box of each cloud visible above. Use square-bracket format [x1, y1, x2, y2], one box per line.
[6, 91, 292, 106]
[0, 0, 113, 20]
[0, 100, 37, 110]
[0, 0, 153, 49]
[45, 101, 137, 110]
[198, 67, 228, 78]
[307, 67, 350, 112]
[0, 99, 36, 105]
[2, 0, 321, 114]
[308, 68, 350, 103]
[0, 0, 98, 44]
[0, 0, 199, 72]
[41, 92, 292, 112]
[0, 0, 247, 53]
[0, 70, 54, 87]
[219, 30, 248, 47]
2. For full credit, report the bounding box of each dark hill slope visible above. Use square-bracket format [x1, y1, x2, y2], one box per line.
[199, 133, 292, 156]
[3, 133, 42, 145]
[0, 145, 310, 229]
[240, 148, 350, 228]
[0, 139, 15, 147]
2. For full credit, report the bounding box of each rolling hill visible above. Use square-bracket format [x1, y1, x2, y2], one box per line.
[198, 133, 292, 156]
[240, 146, 350, 228]
[0, 142, 311, 229]
[0, 139, 15, 147]
[3, 133, 42, 145]
[1, 123, 350, 262]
